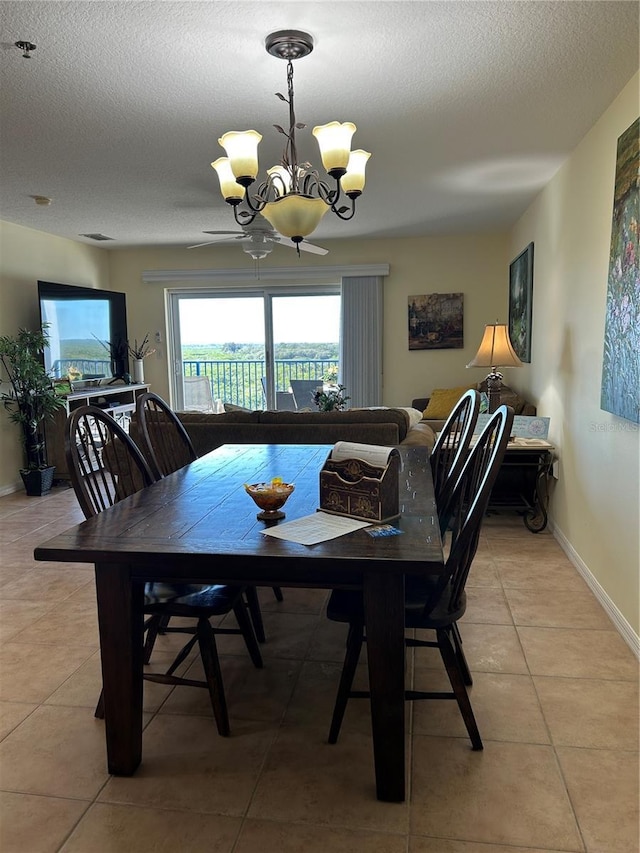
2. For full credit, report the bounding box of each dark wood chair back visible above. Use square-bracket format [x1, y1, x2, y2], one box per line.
[430, 388, 480, 514]
[135, 392, 197, 480]
[66, 404, 263, 736]
[65, 405, 154, 519]
[425, 404, 514, 621]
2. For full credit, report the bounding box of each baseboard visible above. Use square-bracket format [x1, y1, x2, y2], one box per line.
[0, 482, 20, 498]
[551, 519, 640, 660]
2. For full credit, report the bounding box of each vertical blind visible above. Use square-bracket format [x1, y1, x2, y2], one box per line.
[340, 276, 384, 407]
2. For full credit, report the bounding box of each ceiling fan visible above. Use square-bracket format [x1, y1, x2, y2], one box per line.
[188, 227, 328, 259]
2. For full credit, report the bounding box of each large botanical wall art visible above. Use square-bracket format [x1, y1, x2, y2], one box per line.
[508, 242, 534, 363]
[408, 293, 464, 350]
[600, 116, 639, 424]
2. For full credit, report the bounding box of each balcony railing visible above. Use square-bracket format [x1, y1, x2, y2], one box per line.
[51, 358, 112, 379]
[183, 358, 338, 410]
[50, 357, 339, 410]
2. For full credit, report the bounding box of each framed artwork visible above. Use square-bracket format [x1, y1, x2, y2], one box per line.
[600, 117, 639, 424]
[508, 242, 534, 363]
[408, 292, 464, 350]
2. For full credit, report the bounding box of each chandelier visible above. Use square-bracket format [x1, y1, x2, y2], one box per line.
[211, 30, 371, 249]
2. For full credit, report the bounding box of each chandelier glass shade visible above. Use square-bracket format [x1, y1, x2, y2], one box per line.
[211, 30, 371, 246]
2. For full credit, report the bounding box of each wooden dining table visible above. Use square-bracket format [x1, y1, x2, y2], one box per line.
[34, 443, 443, 802]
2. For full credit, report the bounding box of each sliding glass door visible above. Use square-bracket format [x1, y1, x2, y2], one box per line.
[168, 287, 340, 411]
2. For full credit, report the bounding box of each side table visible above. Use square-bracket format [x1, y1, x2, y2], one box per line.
[486, 438, 555, 532]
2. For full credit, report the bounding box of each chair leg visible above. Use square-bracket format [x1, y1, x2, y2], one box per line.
[143, 613, 164, 664]
[232, 600, 263, 669]
[272, 586, 284, 602]
[437, 626, 483, 750]
[244, 587, 266, 644]
[328, 621, 364, 744]
[94, 689, 105, 719]
[157, 613, 171, 634]
[452, 622, 473, 686]
[197, 617, 230, 737]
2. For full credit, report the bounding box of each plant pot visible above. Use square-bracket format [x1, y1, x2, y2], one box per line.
[20, 466, 56, 497]
[132, 359, 145, 384]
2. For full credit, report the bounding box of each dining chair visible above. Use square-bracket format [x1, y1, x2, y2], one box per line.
[260, 377, 296, 411]
[135, 391, 198, 480]
[65, 404, 263, 736]
[326, 404, 514, 750]
[134, 391, 283, 641]
[183, 375, 216, 413]
[430, 388, 480, 514]
[289, 378, 323, 410]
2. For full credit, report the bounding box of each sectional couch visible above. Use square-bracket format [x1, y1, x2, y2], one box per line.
[412, 383, 536, 432]
[175, 407, 435, 457]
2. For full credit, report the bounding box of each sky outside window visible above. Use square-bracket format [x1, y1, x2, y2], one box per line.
[178, 295, 339, 344]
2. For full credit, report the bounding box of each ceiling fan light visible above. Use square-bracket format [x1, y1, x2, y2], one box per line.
[242, 241, 273, 260]
[312, 121, 356, 175]
[340, 149, 371, 196]
[261, 195, 329, 240]
[218, 130, 262, 182]
[211, 158, 246, 202]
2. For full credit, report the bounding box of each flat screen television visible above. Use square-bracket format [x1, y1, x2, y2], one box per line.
[37, 281, 129, 381]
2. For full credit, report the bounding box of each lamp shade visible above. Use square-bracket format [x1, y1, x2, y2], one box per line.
[466, 324, 523, 369]
[312, 121, 356, 174]
[261, 194, 329, 240]
[340, 149, 371, 196]
[211, 158, 246, 202]
[218, 130, 262, 181]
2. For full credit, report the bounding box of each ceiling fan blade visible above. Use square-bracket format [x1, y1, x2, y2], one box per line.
[188, 240, 223, 249]
[279, 236, 329, 255]
[202, 230, 247, 236]
[188, 234, 248, 249]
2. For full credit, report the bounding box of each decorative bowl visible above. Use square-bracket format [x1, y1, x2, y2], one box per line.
[244, 479, 295, 521]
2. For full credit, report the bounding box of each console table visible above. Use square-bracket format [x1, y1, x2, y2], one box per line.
[45, 383, 150, 481]
[487, 439, 555, 532]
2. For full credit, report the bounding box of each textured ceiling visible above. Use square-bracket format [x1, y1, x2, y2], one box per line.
[0, 1, 637, 249]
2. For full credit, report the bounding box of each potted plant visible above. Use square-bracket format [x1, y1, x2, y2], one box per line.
[313, 383, 350, 412]
[0, 327, 66, 495]
[92, 334, 130, 383]
[128, 334, 155, 384]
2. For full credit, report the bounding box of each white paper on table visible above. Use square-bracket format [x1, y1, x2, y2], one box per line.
[260, 511, 372, 546]
[330, 441, 395, 468]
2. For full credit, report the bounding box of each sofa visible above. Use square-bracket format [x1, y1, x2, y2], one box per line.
[174, 407, 436, 457]
[412, 383, 536, 432]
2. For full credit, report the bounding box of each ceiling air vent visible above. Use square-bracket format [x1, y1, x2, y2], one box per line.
[80, 233, 114, 241]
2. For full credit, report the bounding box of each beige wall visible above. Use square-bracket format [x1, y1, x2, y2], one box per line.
[108, 232, 509, 407]
[1, 73, 637, 641]
[0, 221, 111, 492]
[0, 223, 508, 493]
[511, 72, 639, 635]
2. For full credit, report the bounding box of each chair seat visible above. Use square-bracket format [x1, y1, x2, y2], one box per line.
[327, 580, 467, 629]
[144, 582, 245, 615]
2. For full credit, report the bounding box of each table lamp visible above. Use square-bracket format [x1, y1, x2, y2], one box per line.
[466, 323, 522, 413]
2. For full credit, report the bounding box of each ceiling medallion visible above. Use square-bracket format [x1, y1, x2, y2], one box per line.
[211, 30, 371, 251]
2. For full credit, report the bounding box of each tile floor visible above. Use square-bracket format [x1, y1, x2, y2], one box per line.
[0, 485, 637, 853]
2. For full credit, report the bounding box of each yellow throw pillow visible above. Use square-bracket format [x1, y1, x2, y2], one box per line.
[423, 386, 472, 419]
